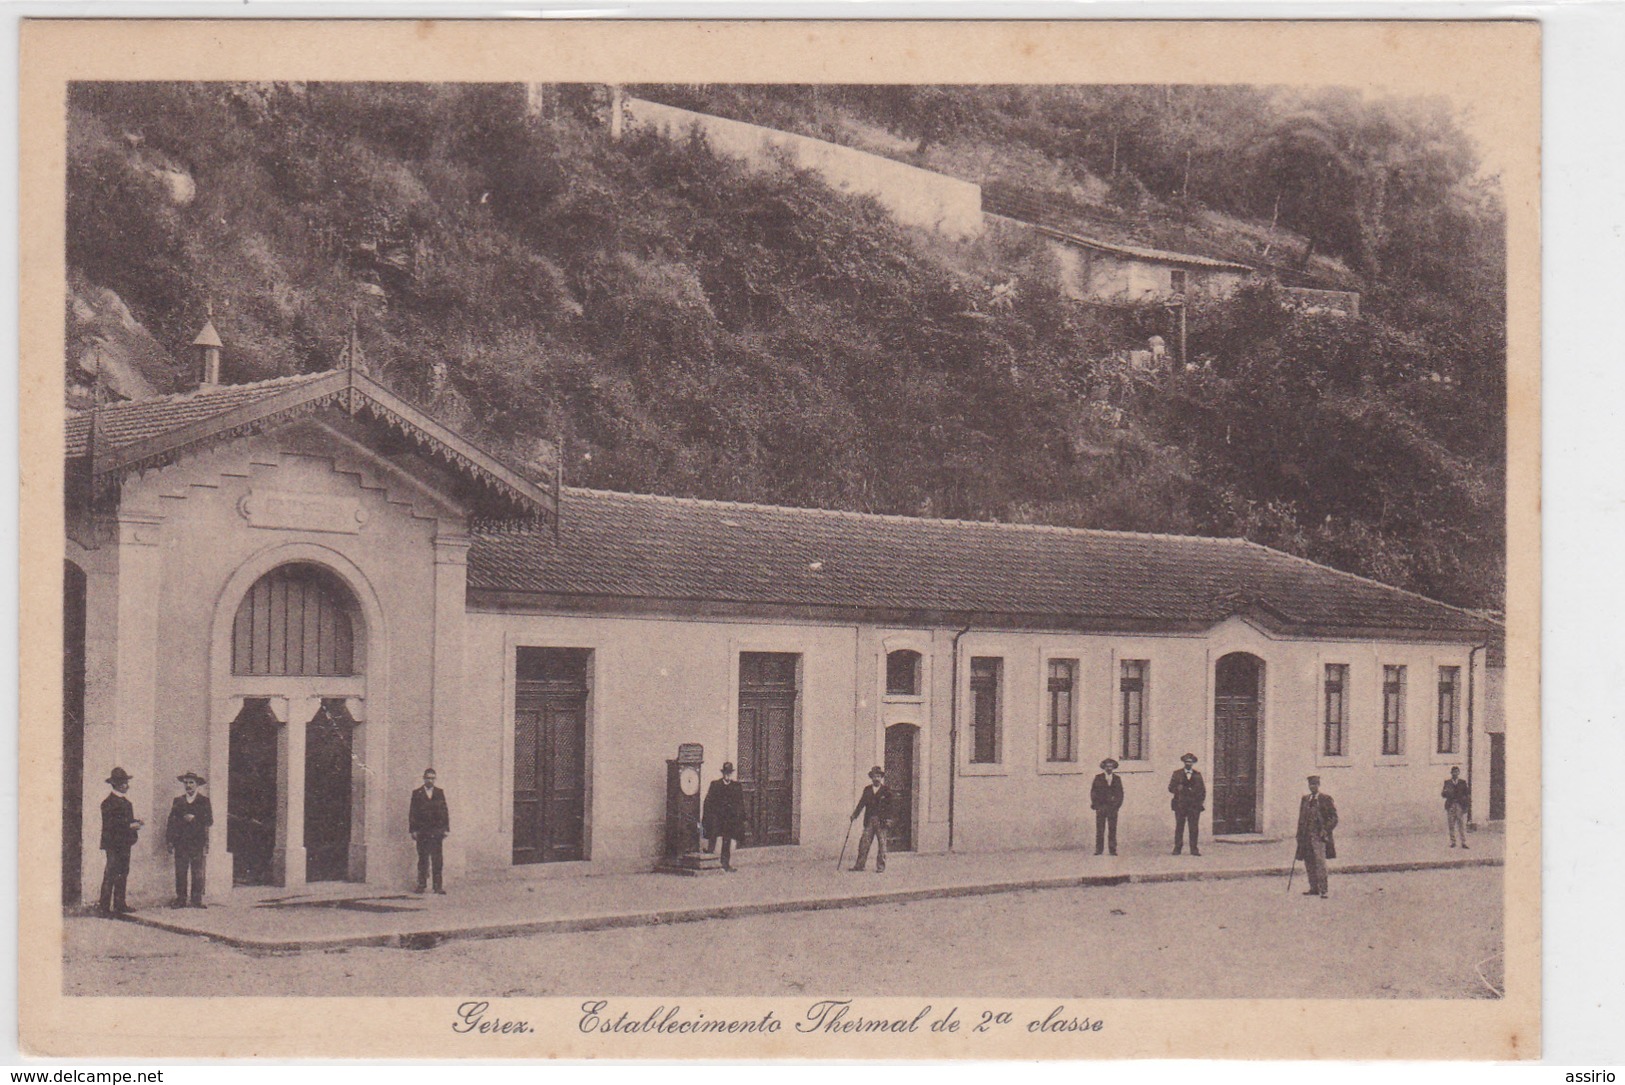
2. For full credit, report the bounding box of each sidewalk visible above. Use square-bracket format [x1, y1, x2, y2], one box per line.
[113, 830, 1501, 952]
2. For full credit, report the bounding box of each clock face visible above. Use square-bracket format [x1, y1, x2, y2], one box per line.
[678, 767, 700, 796]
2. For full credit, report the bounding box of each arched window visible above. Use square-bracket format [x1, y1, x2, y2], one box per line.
[886, 649, 922, 697]
[232, 563, 359, 676]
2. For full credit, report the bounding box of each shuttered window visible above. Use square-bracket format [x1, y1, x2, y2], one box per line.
[1120, 660, 1148, 761]
[1323, 664, 1349, 756]
[1047, 659, 1077, 763]
[1437, 666, 1461, 754]
[1382, 665, 1406, 755]
[969, 657, 1002, 764]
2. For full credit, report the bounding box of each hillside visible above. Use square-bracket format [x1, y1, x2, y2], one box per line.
[65, 82, 1505, 610]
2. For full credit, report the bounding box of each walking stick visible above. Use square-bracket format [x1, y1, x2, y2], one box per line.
[1286, 853, 1297, 894]
[837, 818, 856, 871]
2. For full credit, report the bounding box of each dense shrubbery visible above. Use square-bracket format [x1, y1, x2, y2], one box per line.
[66, 81, 1505, 610]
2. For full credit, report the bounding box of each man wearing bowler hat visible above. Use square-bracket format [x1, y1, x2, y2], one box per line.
[98, 767, 142, 916]
[849, 766, 894, 873]
[702, 761, 745, 872]
[1295, 775, 1339, 898]
[1168, 753, 1206, 856]
[1090, 758, 1125, 855]
[165, 771, 214, 908]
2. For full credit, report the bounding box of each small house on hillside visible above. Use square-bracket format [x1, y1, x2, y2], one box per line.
[1031, 223, 1256, 305]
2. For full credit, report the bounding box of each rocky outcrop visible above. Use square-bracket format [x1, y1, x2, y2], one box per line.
[66, 272, 181, 405]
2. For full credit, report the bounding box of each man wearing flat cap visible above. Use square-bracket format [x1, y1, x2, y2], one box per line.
[166, 771, 214, 908]
[849, 766, 894, 873]
[1295, 775, 1339, 898]
[1090, 758, 1125, 856]
[1168, 753, 1206, 856]
[702, 761, 745, 872]
[98, 767, 142, 916]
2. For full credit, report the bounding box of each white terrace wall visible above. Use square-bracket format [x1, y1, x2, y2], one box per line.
[624, 97, 985, 240]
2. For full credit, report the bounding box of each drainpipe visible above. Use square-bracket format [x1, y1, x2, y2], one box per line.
[1466, 641, 1487, 829]
[947, 620, 973, 852]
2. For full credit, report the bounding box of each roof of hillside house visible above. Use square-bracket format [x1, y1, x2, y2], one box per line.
[1027, 222, 1256, 273]
[469, 488, 1493, 641]
[64, 369, 555, 529]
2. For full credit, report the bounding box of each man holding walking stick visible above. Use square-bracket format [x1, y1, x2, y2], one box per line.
[1295, 775, 1338, 899]
[848, 766, 893, 873]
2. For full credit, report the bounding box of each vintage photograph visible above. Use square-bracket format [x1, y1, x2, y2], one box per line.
[19, 19, 1540, 1060]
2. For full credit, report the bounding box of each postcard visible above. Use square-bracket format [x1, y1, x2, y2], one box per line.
[18, 17, 1539, 1059]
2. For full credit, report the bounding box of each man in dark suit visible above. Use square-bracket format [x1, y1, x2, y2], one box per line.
[409, 768, 450, 894]
[1295, 775, 1339, 898]
[1168, 753, 1206, 856]
[702, 761, 745, 872]
[849, 766, 894, 873]
[98, 767, 143, 916]
[165, 771, 214, 908]
[1090, 758, 1125, 855]
[1442, 766, 1471, 848]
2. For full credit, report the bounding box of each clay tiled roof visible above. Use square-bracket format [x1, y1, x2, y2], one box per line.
[64, 372, 332, 457]
[65, 369, 555, 528]
[469, 489, 1493, 640]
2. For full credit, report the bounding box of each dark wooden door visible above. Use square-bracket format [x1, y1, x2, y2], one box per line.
[228, 698, 280, 886]
[738, 653, 797, 847]
[1489, 733, 1506, 820]
[304, 699, 356, 882]
[513, 649, 588, 864]
[1212, 653, 1262, 835]
[884, 724, 918, 852]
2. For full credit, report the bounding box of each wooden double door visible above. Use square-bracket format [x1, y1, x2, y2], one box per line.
[226, 697, 360, 885]
[513, 648, 588, 864]
[737, 652, 798, 847]
[1211, 653, 1263, 835]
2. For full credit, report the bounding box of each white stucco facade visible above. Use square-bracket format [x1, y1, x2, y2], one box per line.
[63, 402, 1495, 904]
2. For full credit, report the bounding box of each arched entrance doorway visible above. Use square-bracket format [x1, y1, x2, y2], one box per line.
[228, 562, 365, 885]
[63, 560, 87, 905]
[884, 723, 919, 852]
[1212, 653, 1264, 834]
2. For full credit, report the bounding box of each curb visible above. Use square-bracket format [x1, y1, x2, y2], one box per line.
[107, 854, 1501, 953]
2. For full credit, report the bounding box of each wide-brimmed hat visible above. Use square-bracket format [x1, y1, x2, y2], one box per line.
[177, 771, 206, 785]
[868, 765, 886, 778]
[1180, 753, 1198, 764]
[106, 767, 132, 785]
[721, 762, 735, 774]
[1100, 758, 1120, 771]
[1306, 775, 1322, 785]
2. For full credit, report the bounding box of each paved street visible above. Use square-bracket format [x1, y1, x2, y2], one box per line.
[65, 866, 1501, 999]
